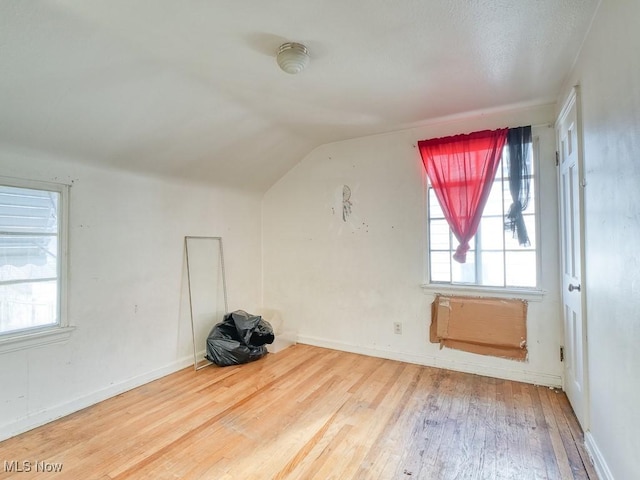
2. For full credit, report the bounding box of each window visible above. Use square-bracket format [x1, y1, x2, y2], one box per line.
[0, 178, 68, 338]
[428, 141, 537, 288]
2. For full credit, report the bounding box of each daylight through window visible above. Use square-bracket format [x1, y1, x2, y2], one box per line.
[0, 181, 64, 335]
[428, 142, 537, 288]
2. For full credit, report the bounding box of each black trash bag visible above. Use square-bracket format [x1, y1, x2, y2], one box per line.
[205, 310, 274, 367]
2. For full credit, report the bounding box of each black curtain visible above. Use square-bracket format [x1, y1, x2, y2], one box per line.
[505, 126, 532, 246]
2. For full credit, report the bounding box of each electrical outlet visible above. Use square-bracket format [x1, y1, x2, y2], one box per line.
[393, 322, 402, 335]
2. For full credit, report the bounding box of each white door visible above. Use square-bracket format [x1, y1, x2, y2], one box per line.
[556, 87, 588, 429]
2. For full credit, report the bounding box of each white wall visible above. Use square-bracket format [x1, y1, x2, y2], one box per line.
[0, 148, 262, 440]
[263, 103, 563, 386]
[560, 1, 640, 479]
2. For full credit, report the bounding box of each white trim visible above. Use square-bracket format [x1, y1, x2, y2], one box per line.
[420, 283, 545, 302]
[297, 334, 562, 388]
[555, 87, 577, 130]
[0, 175, 73, 190]
[0, 353, 194, 442]
[585, 432, 614, 480]
[532, 134, 544, 289]
[59, 179, 70, 333]
[556, 86, 591, 431]
[0, 326, 75, 354]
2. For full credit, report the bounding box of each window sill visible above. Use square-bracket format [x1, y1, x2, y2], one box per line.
[420, 284, 546, 302]
[0, 326, 75, 355]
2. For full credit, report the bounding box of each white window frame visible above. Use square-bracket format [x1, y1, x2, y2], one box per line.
[421, 137, 545, 302]
[0, 176, 74, 354]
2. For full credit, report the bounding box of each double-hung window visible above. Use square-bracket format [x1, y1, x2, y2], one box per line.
[427, 141, 538, 289]
[0, 178, 69, 343]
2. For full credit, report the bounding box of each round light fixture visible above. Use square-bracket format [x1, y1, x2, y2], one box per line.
[276, 42, 310, 74]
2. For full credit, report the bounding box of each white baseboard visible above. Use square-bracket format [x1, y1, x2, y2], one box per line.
[0, 354, 195, 442]
[585, 432, 614, 480]
[297, 335, 562, 388]
[267, 330, 297, 353]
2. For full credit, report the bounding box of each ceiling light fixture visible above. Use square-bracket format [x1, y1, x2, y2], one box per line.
[276, 42, 310, 74]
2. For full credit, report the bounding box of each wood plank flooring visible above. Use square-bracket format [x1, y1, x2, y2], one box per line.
[0, 344, 597, 479]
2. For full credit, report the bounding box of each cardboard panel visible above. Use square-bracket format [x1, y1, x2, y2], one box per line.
[441, 339, 528, 361]
[430, 294, 528, 361]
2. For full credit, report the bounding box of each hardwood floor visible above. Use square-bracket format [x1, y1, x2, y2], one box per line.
[0, 344, 597, 479]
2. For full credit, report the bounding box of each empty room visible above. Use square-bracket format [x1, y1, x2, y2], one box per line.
[0, 1, 638, 479]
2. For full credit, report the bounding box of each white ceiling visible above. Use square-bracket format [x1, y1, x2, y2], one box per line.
[0, 0, 600, 192]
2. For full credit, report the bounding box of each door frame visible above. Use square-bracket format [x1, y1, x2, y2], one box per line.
[556, 85, 590, 430]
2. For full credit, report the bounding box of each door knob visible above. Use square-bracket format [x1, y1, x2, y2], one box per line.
[568, 283, 581, 292]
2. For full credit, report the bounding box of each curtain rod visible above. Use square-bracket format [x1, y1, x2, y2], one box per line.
[413, 123, 553, 147]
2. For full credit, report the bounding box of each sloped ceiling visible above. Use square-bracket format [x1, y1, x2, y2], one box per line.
[0, 0, 600, 192]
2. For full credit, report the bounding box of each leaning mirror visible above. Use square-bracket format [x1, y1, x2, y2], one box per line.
[184, 236, 228, 370]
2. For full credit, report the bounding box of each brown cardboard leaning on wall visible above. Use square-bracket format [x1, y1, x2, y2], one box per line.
[430, 294, 528, 361]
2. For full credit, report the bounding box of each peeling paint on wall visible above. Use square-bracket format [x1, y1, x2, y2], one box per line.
[342, 185, 352, 222]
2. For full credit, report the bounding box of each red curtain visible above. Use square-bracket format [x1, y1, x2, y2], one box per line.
[418, 129, 508, 263]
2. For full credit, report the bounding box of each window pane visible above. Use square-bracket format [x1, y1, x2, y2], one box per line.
[479, 251, 505, 287]
[502, 182, 512, 214]
[429, 219, 451, 250]
[0, 187, 59, 234]
[504, 214, 536, 250]
[478, 216, 504, 250]
[505, 251, 537, 287]
[451, 234, 475, 251]
[430, 251, 451, 282]
[0, 235, 58, 282]
[503, 178, 535, 215]
[525, 143, 534, 175]
[452, 252, 476, 284]
[0, 280, 58, 334]
[0, 184, 61, 335]
[428, 189, 444, 218]
[527, 179, 536, 211]
[483, 181, 504, 216]
[496, 149, 509, 181]
[504, 143, 534, 176]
